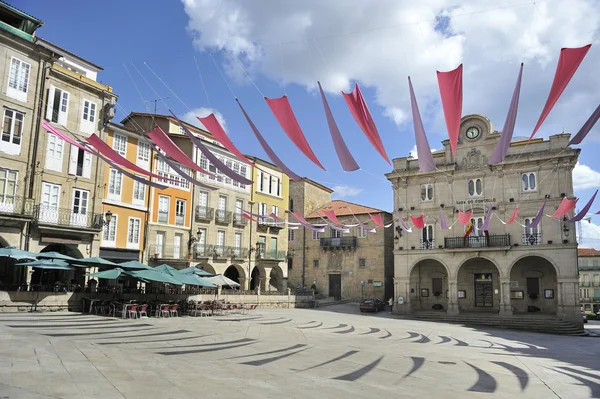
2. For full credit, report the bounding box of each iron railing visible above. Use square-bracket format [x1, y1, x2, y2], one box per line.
[215, 210, 232, 224]
[578, 265, 600, 271]
[208, 244, 227, 257]
[232, 212, 247, 226]
[158, 211, 168, 223]
[175, 213, 185, 226]
[444, 234, 511, 249]
[420, 239, 435, 249]
[193, 243, 209, 258]
[257, 249, 287, 260]
[34, 205, 104, 230]
[581, 282, 591, 287]
[0, 196, 34, 218]
[523, 233, 542, 246]
[320, 236, 357, 249]
[148, 244, 188, 260]
[195, 205, 214, 222]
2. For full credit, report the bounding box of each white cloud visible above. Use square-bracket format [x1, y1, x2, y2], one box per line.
[580, 219, 600, 248]
[573, 162, 600, 190]
[409, 144, 438, 158]
[181, 0, 600, 136]
[182, 107, 228, 133]
[331, 184, 363, 198]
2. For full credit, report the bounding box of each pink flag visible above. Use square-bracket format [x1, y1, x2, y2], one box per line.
[552, 197, 578, 218]
[500, 208, 519, 225]
[530, 45, 592, 140]
[369, 213, 384, 227]
[411, 215, 425, 229]
[342, 83, 391, 165]
[458, 210, 472, 225]
[324, 209, 342, 225]
[43, 121, 94, 155]
[489, 63, 524, 165]
[86, 134, 179, 183]
[288, 211, 325, 232]
[408, 77, 436, 172]
[437, 64, 463, 157]
[154, 149, 217, 190]
[568, 190, 598, 222]
[265, 96, 325, 170]
[355, 216, 377, 233]
[269, 212, 283, 223]
[318, 82, 359, 172]
[197, 114, 253, 165]
[568, 104, 600, 145]
[241, 212, 257, 222]
[146, 125, 213, 176]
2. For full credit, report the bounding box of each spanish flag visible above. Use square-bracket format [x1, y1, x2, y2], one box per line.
[464, 220, 473, 238]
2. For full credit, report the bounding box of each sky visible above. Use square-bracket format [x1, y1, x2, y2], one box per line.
[16, 0, 600, 246]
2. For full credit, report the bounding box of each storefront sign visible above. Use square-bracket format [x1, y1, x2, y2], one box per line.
[373, 281, 382, 287]
[456, 198, 496, 206]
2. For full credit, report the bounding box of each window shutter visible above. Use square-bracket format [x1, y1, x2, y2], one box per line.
[83, 151, 92, 178]
[58, 91, 69, 125]
[68, 144, 78, 175]
[45, 85, 55, 120]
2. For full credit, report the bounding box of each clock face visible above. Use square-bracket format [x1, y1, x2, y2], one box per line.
[466, 126, 480, 140]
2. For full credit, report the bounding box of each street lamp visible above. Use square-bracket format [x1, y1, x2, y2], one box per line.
[102, 210, 113, 227]
[287, 248, 296, 259]
[562, 216, 570, 237]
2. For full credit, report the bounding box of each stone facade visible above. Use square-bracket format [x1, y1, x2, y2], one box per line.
[578, 248, 600, 313]
[386, 114, 581, 326]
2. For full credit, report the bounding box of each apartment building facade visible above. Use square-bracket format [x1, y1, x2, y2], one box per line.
[578, 248, 600, 313]
[385, 114, 581, 324]
[99, 123, 150, 264]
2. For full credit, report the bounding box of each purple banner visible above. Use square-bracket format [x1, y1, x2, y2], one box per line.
[568, 190, 598, 222]
[569, 104, 600, 145]
[408, 77, 436, 172]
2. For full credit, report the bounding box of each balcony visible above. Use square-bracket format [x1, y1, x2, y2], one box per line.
[231, 246, 248, 259]
[320, 236, 357, 250]
[175, 213, 185, 226]
[257, 249, 287, 260]
[158, 211, 168, 223]
[149, 244, 188, 261]
[444, 234, 511, 249]
[578, 265, 600, 271]
[34, 205, 104, 231]
[192, 243, 209, 259]
[523, 233, 542, 246]
[580, 297, 600, 303]
[580, 282, 600, 287]
[215, 210, 232, 224]
[208, 244, 227, 258]
[0, 197, 34, 219]
[420, 239, 435, 250]
[232, 213, 248, 227]
[195, 205, 214, 222]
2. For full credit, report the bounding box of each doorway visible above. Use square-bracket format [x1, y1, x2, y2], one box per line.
[329, 274, 341, 300]
[474, 273, 493, 307]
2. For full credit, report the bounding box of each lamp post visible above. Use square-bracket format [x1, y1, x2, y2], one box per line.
[247, 201, 255, 291]
[102, 210, 113, 227]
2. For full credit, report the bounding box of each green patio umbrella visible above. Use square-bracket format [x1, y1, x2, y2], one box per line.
[179, 266, 214, 277]
[85, 267, 128, 279]
[0, 247, 37, 260]
[119, 260, 152, 270]
[128, 269, 183, 285]
[72, 257, 118, 267]
[205, 274, 240, 288]
[152, 264, 215, 287]
[16, 259, 73, 270]
[35, 251, 77, 262]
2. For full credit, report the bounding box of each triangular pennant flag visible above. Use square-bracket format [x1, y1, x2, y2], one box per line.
[408, 76, 436, 172]
[411, 215, 425, 229]
[458, 210, 472, 225]
[436, 64, 463, 156]
[481, 206, 493, 231]
[369, 213, 384, 227]
[568, 190, 598, 222]
[439, 209, 450, 230]
[568, 104, 600, 145]
[528, 200, 547, 229]
[552, 197, 578, 218]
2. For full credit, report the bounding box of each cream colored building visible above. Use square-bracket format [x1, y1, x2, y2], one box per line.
[386, 114, 581, 325]
[578, 248, 600, 313]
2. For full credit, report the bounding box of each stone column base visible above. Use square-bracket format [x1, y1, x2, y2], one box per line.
[499, 304, 513, 317]
[447, 303, 459, 315]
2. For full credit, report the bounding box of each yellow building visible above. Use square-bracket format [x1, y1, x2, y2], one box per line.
[247, 156, 290, 291]
[99, 124, 150, 264]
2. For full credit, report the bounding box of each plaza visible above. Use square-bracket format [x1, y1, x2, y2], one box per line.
[0, 304, 598, 399]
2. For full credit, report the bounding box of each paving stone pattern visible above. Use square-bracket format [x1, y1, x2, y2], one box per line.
[0, 303, 598, 398]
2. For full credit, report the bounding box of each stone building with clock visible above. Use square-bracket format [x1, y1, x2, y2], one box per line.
[385, 114, 582, 328]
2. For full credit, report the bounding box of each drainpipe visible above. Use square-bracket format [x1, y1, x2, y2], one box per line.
[141, 146, 155, 263]
[302, 226, 306, 288]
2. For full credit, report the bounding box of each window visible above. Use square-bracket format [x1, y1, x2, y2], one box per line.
[421, 224, 434, 249]
[232, 162, 240, 187]
[158, 196, 169, 223]
[288, 229, 295, 241]
[68, 145, 92, 178]
[359, 259, 366, 268]
[420, 184, 434, 201]
[112, 133, 127, 156]
[200, 154, 208, 171]
[45, 133, 64, 172]
[277, 178, 281, 197]
[156, 158, 190, 189]
[270, 237, 278, 258]
[234, 232, 242, 257]
[45, 86, 69, 125]
[80, 100, 97, 133]
[178, 125, 185, 135]
[137, 142, 150, 164]
[197, 191, 209, 218]
[107, 168, 122, 200]
[216, 230, 226, 255]
[582, 288, 590, 299]
[468, 217, 485, 237]
[155, 232, 165, 258]
[224, 159, 232, 185]
[330, 227, 341, 238]
[7, 57, 30, 102]
[40, 182, 60, 223]
[239, 165, 247, 189]
[174, 233, 182, 259]
[127, 218, 141, 249]
[467, 178, 483, 197]
[358, 226, 368, 238]
[175, 199, 186, 226]
[523, 217, 541, 245]
[272, 205, 279, 218]
[258, 202, 267, 216]
[102, 213, 117, 247]
[71, 189, 89, 227]
[235, 199, 243, 215]
[132, 178, 145, 205]
[312, 230, 321, 240]
[521, 172, 537, 192]
[313, 259, 319, 268]
[257, 235, 265, 257]
[1, 109, 24, 155]
[0, 168, 17, 207]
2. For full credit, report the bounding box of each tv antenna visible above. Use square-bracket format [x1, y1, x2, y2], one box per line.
[144, 96, 170, 114]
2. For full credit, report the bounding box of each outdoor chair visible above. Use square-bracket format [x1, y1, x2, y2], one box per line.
[199, 305, 211, 317]
[138, 304, 148, 318]
[128, 304, 139, 319]
[156, 304, 170, 318]
[170, 304, 179, 317]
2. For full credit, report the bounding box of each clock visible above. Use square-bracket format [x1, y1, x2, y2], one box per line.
[466, 126, 480, 140]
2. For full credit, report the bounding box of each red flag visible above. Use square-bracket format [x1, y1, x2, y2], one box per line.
[437, 64, 463, 157]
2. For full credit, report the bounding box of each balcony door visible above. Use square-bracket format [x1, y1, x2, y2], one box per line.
[174, 233, 182, 259]
[217, 195, 227, 221]
[197, 191, 208, 218]
[196, 227, 207, 256]
[270, 237, 278, 259]
[234, 232, 242, 257]
[469, 217, 485, 247]
[155, 232, 165, 258]
[235, 199, 243, 222]
[40, 182, 60, 223]
[216, 230, 225, 256]
[70, 189, 89, 227]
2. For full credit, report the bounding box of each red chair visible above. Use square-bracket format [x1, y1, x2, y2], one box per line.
[128, 304, 139, 319]
[138, 304, 148, 318]
[170, 303, 179, 317]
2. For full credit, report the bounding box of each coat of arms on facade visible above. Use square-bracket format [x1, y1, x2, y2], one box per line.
[462, 148, 486, 170]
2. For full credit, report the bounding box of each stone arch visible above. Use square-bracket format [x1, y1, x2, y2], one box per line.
[250, 265, 263, 290]
[456, 257, 502, 312]
[224, 264, 246, 285]
[40, 243, 83, 259]
[0, 235, 9, 248]
[268, 264, 285, 292]
[508, 255, 558, 315]
[409, 258, 450, 311]
[508, 253, 561, 278]
[0, 235, 22, 288]
[34, 244, 85, 288]
[407, 256, 452, 280]
[201, 263, 217, 276]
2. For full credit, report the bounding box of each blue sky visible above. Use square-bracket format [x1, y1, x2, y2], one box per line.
[17, 0, 600, 244]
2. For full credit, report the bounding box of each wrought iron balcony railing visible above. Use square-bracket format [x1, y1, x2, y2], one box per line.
[149, 244, 188, 260]
[158, 211, 168, 223]
[175, 214, 185, 226]
[257, 250, 287, 260]
[195, 205, 214, 222]
[420, 239, 435, 250]
[320, 236, 357, 249]
[523, 233, 542, 246]
[215, 210, 232, 224]
[232, 212, 248, 226]
[193, 243, 209, 258]
[0, 196, 34, 218]
[444, 234, 511, 249]
[34, 205, 104, 230]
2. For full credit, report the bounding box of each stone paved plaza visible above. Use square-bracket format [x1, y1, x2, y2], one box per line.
[0, 304, 598, 399]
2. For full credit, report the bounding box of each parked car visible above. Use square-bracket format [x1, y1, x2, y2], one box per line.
[582, 311, 588, 324]
[359, 298, 385, 312]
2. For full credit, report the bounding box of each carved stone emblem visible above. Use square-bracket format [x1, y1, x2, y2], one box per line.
[462, 148, 486, 170]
